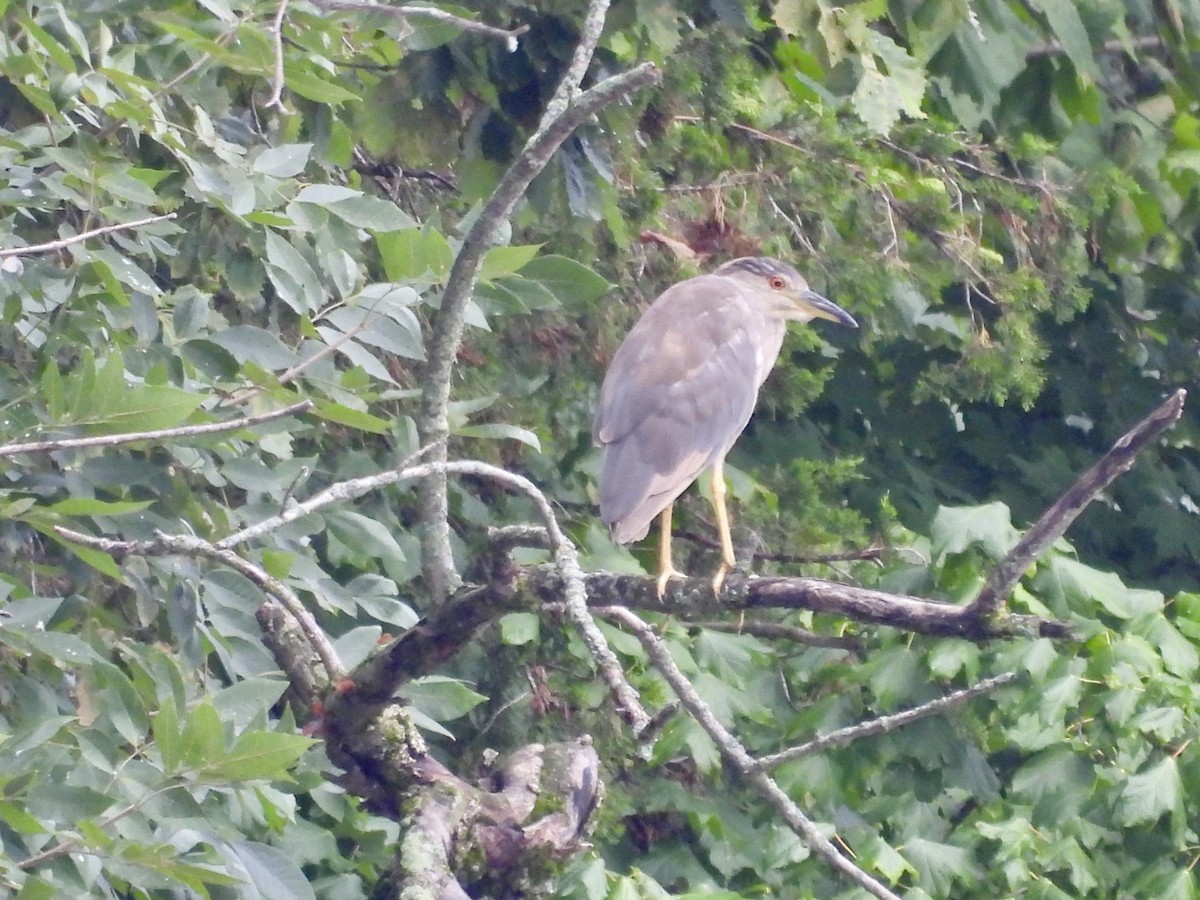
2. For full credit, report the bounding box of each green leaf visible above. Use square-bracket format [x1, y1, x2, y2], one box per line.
[377, 228, 452, 282]
[480, 244, 543, 282]
[47, 498, 153, 516]
[282, 64, 361, 104]
[400, 676, 487, 722]
[201, 731, 314, 782]
[153, 697, 182, 773]
[219, 840, 317, 900]
[264, 230, 323, 314]
[252, 143, 312, 177]
[41, 360, 64, 419]
[1118, 756, 1182, 826]
[180, 700, 227, 769]
[1027, 0, 1096, 78]
[312, 400, 391, 434]
[499, 612, 539, 646]
[326, 510, 406, 564]
[518, 255, 611, 309]
[454, 422, 541, 451]
[930, 502, 1017, 562]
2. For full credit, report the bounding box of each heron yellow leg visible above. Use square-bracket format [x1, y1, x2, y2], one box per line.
[656, 503, 687, 598]
[710, 459, 737, 593]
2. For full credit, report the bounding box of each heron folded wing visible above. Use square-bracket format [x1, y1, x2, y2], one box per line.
[594, 275, 785, 542]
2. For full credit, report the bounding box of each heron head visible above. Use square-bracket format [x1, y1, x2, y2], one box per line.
[715, 257, 858, 328]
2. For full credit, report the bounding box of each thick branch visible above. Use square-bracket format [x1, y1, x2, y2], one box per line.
[752, 672, 1017, 772]
[970, 389, 1186, 620]
[604, 606, 900, 900]
[531, 569, 1076, 640]
[415, 48, 660, 600]
[0, 400, 311, 458]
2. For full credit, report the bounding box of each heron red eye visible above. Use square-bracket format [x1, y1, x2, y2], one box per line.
[768, 276, 787, 290]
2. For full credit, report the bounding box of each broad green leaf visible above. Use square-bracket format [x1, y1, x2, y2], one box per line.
[251, 143, 312, 177]
[210, 326, 300, 369]
[312, 400, 390, 434]
[454, 422, 541, 451]
[1118, 756, 1182, 826]
[41, 360, 64, 419]
[499, 612, 539, 646]
[333, 625, 383, 670]
[326, 510, 406, 563]
[282, 64, 361, 104]
[930, 502, 1017, 562]
[480, 244, 543, 282]
[219, 840, 317, 900]
[399, 676, 486, 722]
[47, 498, 153, 516]
[202, 731, 314, 782]
[377, 228, 452, 282]
[264, 231, 323, 313]
[153, 696, 182, 773]
[519, 255, 611, 309]
[180, 700, 228, 769]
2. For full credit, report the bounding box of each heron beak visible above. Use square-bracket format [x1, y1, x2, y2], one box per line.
[796, 289, 858, 328]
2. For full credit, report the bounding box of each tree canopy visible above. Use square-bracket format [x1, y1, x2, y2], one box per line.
[1, 0, 1199, 897]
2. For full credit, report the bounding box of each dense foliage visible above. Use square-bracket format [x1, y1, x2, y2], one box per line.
[1, 0, 1198, 897]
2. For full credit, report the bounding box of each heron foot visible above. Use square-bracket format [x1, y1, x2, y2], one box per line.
[656, 563, 687, 598]
[712, 561, 732, 595]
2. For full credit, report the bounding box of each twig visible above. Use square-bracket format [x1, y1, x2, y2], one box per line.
[311, 0, 530, 44]
[602, 606, 900, 900]
[0, 400, 312, 458]
[969, 389, 1187, 621]
[54, 528, 344, 682]
[698, 619, 861, 650]
[752, 672, 1017, 772]
[416, 44, 659, 599]
[265, 0, 292, 110]
[0, 213, 177, 259]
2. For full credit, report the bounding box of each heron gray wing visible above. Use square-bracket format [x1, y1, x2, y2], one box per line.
[593, 274, 785, 543]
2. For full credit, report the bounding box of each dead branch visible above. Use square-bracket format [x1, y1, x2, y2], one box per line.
[970, 389, 1186, 621]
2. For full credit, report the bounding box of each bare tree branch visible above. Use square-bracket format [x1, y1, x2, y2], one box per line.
[602, 606, 901, 900]
[0, 213, 177, 259]
[415, 0, 659, 600]
[752, 672, 1018, 772]
[53, 528, 344, 682]
[0, 400, 312, 458]
[970, 389, 1186, 621]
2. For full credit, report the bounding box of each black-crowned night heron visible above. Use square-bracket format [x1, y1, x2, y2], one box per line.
[593, 257, 857, 595]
